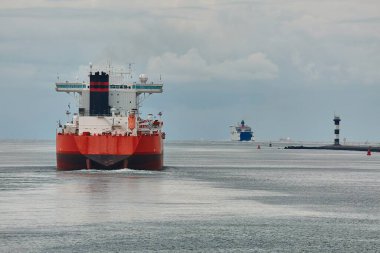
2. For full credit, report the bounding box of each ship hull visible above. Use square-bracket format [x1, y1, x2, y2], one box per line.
[56, 134, 163, 170]
[230, 131, 254, 141]
[240, 132, 253, 141]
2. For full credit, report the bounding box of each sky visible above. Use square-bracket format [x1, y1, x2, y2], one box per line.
[0, 0, 380, 142]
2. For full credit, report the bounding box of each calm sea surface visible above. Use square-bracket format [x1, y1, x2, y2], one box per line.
[0, 140, 379, 252]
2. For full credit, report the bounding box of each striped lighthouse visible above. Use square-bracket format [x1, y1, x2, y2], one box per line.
[333, 115, 341, 145]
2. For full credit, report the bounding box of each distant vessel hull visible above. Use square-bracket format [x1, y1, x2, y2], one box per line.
[231, 131, 253, 141]
[56, 134, 163, 170]
[239, 131, 253, 141]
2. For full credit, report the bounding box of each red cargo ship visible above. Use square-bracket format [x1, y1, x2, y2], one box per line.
[55, 65, 164, 170]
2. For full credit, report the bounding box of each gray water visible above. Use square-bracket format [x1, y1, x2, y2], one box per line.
[0, 140, 379, 252]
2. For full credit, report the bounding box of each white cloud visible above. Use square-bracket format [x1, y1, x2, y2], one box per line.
[147, 49, 278, 83]
[291, 52, 320, 81]
[280, 1, 380, 39]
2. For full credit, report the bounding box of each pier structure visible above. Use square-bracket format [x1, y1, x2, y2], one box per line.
[285, 114, 380, 153]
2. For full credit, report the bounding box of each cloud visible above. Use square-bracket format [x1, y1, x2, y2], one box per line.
[146, 49, 278, 83]
[280, 1, 380, 39]
[0, 0, 380, 141]
[291, 52, 320, 81]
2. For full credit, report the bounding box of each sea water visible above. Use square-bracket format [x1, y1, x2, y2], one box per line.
[0, 140, 379, 252]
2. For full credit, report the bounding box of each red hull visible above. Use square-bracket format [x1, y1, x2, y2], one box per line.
[56, 134, 163, 170]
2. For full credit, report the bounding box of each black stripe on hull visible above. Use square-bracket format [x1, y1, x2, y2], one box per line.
[57, 153, 163, 171]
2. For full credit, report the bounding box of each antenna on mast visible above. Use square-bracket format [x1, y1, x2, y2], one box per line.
[108, 60, 112, 74]
[128, 63, 135, 78]
[66, 103, 71, 123]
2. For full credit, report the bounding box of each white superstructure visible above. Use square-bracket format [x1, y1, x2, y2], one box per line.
[55, 65, 164, 136]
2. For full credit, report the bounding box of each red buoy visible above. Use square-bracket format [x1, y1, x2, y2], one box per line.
[367, 147, 371, 156]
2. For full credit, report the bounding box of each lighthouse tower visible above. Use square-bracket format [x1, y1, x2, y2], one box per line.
[334, 115, 341, 145]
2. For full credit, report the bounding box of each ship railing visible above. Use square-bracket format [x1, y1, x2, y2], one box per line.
[55, 82, 88, 93]
[134, 83, 163, 93]
[79, 112, 112, 117]
[138, 127, 161, 132]
[137, 130, 161, 136]
[58, 130, 161, 137]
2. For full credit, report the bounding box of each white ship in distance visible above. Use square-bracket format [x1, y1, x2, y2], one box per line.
[230, 120, 254, 141]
